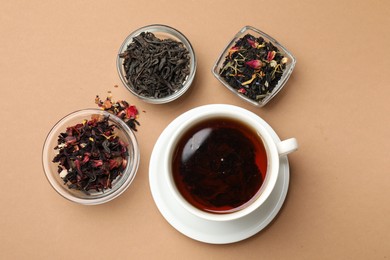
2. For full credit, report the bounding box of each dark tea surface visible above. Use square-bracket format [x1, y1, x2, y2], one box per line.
[172, 117, 267, 214]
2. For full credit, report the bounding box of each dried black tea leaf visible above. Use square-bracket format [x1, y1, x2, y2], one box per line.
[119, 32, 191, 99]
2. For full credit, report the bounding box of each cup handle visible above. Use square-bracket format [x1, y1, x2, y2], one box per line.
[276, 138, 298, 156]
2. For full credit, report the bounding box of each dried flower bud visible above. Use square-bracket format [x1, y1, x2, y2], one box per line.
[247, 39, 258, 48]
[245, 60, 263, 70]
[267, 51, 276, 61]
[228, 46, 239, 58]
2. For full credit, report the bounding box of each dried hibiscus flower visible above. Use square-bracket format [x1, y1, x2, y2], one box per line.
[53, 115, 129, 193]
[95, 93, 140, 131]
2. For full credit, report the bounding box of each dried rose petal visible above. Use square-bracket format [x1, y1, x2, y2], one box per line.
[267, 51, 276, 61]
[119, 140, 128, 148]
[74, 159, 82, 175]
[247, 38, 258, 48]
[65, 136, 77, 145]
[126, 105, 138, 119]
[116, 110, 126, 118]
[81, 154, 90, 165]
[238, 88, 247, 94]
[92, 160, 103, 168]
[115, 157, 123, 167]
[109, 159, 120, 170]
[245, 60, 263, 70]
[228, 46, 239, 58]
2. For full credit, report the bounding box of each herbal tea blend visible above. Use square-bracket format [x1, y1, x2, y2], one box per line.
[95, 93, 140, 131]
[52, 115, 129, 193]
[219, 34, 288, 102]
[119, 32, 191, 99]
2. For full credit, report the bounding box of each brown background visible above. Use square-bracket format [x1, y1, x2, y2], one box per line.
[1, 0, 389, 259]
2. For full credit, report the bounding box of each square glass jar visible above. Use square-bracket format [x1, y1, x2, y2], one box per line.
[212, 26, 296, 107]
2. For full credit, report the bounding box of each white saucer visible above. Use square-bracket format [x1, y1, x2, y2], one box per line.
[149, 105, 290, 244]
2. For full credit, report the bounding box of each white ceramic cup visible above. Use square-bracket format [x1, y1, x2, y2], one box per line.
[164, 104, 298, 221]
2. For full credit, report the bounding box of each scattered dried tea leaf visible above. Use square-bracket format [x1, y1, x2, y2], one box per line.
[95, 94, 140, 131]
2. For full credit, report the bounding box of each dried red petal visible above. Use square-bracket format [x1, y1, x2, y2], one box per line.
[119, 140, 128, 148]
[238, 88, 247, 94]
[92, 160, 103, 168]
[66, 127, 73, 136]
[245, 60, 262, 69]
[247, 39, 258, 48]
[74, 159, 82, 175]
[267, 51, 276, 61]
[109, 158, 121, 170]
[65, 136, 77, 145]
[116, 110, 126, 118]
[81, 154, 90, 165]
[228, 46, 239, 58]
[126, 105, 138, 119]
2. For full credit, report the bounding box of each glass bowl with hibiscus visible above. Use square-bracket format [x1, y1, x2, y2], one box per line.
[212, 25, 296, 107]
[42, 109, 140, 205]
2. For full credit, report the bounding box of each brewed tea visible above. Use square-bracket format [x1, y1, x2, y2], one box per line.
[171, 117, 267, 214]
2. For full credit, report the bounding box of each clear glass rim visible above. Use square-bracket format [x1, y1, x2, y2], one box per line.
[116, 24, 197, 104]
[42, 108, 140, 205]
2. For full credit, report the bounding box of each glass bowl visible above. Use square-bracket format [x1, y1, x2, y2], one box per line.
[212, 26, 296, 107]
[117, 24, 197, 104]
[42, 109, 140, 205]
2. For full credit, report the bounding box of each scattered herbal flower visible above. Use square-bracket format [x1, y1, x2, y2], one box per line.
[95, 93, 140, 131]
